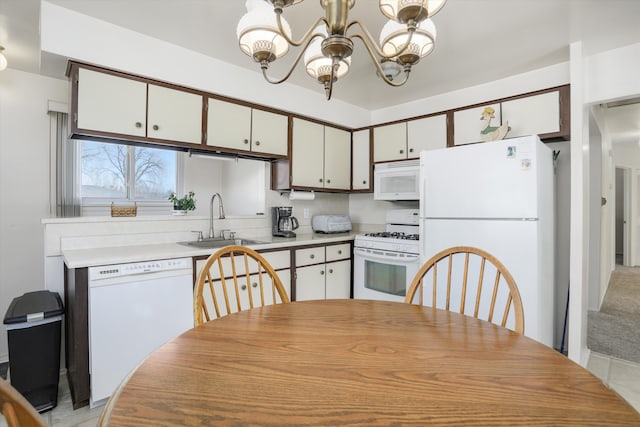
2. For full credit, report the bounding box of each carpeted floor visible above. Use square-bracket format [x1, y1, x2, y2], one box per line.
[588, 265, 640, 364]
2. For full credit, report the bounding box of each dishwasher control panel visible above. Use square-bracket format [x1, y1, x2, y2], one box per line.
[89, 257, 191, 281]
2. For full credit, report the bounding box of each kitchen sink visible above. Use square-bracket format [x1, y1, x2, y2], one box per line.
[177, 238, 266, 249]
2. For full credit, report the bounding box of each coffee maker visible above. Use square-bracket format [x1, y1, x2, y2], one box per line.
[272, 206, 299, 238]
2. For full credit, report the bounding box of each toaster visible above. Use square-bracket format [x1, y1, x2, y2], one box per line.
[312, 215, 352, 234]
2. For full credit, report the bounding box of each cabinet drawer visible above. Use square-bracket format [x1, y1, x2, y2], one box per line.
[262, 250, 290, 271]
[326, 243, 351, 262]
[197, 249, 289, 281]
[295, 247, 326, 267]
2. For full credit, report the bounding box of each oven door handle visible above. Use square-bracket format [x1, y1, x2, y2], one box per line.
[354, 247, 420, 264]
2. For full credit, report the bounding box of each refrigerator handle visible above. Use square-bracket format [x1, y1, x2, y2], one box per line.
[419, 174, 427, 219]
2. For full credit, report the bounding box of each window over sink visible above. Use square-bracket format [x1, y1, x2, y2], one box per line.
[53, 112, 268, 217]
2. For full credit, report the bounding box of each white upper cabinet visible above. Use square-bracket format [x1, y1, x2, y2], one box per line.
[206, 98, 252, 150]
[76, 68, 147, 137]
[250, 109, 288, 156]
[374, 115, 447, 162]
[147, 84, 202, 144]
[207, 98, 288, 156]
[291, 118, 325, 188]
[323, 126, 351, 190]
[291, 118, 351, 190]
[76, 67, 202, 144]
[407, 114, 447, 154]
[352, 130, 371, 190]
[501, 91, 560, 138]
[454, 103, 501, 146]
[373, 123, 407, 162]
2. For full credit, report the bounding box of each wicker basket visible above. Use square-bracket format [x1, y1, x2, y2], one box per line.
[111, 202, 137, 217]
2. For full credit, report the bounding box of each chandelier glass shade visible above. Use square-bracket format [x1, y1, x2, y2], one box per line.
[304, 25, 352, 84]
[237, 0, 292, 62]
[0, 46, 7, 71]
[236, 0, 447, 100]
[379, 18, 436, 65]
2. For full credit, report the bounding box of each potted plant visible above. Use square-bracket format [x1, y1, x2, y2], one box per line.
[168, 191, 196, 215]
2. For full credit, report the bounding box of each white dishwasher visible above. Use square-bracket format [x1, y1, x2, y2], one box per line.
[88, 257, 193, 407]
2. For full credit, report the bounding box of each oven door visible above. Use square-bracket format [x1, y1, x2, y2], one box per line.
[353, 247, 420, 302]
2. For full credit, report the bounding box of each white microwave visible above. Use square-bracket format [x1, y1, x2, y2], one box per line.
[373, 160, 420, 201]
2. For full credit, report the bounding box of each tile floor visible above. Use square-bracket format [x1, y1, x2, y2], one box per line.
[2, 352, 639, 426]
[0, 374, 103, 427]
[586, 352, 640, 413]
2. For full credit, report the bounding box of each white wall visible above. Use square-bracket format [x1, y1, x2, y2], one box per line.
[585, 43, 640, 105]
[587, 114, 602, 312]
[590, 104, 616, 308]
[0, 69, 68, 361]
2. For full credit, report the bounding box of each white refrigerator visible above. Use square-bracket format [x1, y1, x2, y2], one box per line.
[420, 135, 554, 347]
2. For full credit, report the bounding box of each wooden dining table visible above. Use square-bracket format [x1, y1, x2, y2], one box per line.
[98, 299, 640, 426]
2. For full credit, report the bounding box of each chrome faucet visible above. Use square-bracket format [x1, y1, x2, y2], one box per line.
[209, 193, 225, 239]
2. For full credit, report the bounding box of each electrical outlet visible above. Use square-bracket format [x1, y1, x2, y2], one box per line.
[303, 208, 310, 219]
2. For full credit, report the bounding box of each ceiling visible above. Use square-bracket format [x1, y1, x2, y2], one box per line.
[1, 0, 639, 142]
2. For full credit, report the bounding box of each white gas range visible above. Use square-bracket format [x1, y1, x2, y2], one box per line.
[353, 209, 421, 302]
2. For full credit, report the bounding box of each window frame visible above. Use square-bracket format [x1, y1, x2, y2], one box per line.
[78, 140, 183, 213]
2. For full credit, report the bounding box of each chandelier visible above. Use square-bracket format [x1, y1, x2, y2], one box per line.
[237, 0, 447, 100]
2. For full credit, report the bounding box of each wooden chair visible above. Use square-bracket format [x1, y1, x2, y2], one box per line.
[404, 246, 525, 334]
[0, 378, 46, 427]
[194, 245, 290, 325]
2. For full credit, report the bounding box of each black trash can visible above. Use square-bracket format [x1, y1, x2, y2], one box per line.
[3, 290, 64, 413]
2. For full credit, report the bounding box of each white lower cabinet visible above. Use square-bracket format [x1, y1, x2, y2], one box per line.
[295, 243, 351, 301]
[195, 249, 291, 317]
[207, 270, 291, 317]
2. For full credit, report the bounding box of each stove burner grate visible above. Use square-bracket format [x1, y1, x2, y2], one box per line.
[364, 232, 419, 240]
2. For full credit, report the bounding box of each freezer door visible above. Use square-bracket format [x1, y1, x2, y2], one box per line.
[421, 135, 550, 219]
[422, 218, 554, 347]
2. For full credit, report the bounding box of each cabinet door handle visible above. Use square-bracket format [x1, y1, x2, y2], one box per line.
[244, 139, 249, 144]
[152, 124, 159, 131]
[399, 149, 404, 154]
[338, 250, 342, 255]
[327, 179, 331, 184]
[328, 269, 333, 274]
[318, 178, 323, 183]
[409, 148, 414, 153]
[255, 140, 260, 146]
[135, 122, 142, 128]
[252, 282, 258, 288]
[320, 270, 325, 275]
[362, 180, 367, 185]
[310, 254, 315, 259]
[241, 284, 247, 291]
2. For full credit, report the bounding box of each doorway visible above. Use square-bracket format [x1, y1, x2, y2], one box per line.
[614, 167, 631, 266]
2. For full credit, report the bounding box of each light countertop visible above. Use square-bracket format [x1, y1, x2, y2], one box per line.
[63, 232, 357, 268]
